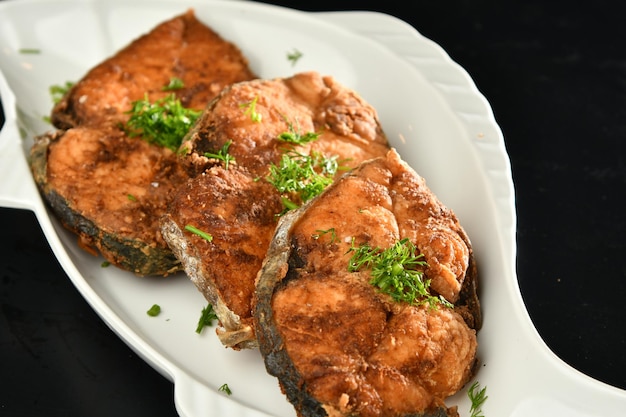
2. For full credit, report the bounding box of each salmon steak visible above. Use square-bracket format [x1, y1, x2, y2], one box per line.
[30, 10, 256, 276]
[161, 71, 391, 348]
[254, 149, 480, 417]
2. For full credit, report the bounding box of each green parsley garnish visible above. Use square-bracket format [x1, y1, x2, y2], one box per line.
[125, 93, 201, 151]
[312, 228, 337, 243]
[348, 238, 452, 308]
[196, 303, 219, 334]
[185, 224, 213, 242]
[101, 261, 111, 268]
[239, 96, 262, 122]
[286, 48, 303, 66]
[127, 193, 137, 202]
[468, 381, 487, 417]
[204, 140, 236, 170]
[49, 81, 74, 104]
[277, 119, 320, 145]
[218, 383, 232, 395]
[147, 304, 161, 317]
[19, 48, 41, 54]
[266, 149, 338, 211]
[161, 77, 185, 91]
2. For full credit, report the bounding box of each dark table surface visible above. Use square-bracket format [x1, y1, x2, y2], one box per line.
[1, 1, 624, 416]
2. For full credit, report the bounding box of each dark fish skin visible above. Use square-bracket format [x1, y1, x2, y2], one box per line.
[254, 149, 479, 417]
[160, 165, 285, 348]
[30, 130, 184, 276]
[255, 209, 461, 417]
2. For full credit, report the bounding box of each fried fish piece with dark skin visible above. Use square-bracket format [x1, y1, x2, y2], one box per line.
[31, 10, 257, 275]
[31, 126, 190, 276]
[254, 149, 480, 417]
[161, 165, 284, 347]
[161, 71, 390, 348]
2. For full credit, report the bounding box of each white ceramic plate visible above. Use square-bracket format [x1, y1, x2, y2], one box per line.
[1, 1, 625, 416]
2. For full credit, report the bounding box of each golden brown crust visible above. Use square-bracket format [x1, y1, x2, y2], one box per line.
[31, 127, 188, 275]
[161, 166, 283, 346]
[178, 72, 390, 177]
[163, 72, 390, 347]
[254, 149, 479, 416]
[32, 10, 257, 275]
[51, 9, 256, 129]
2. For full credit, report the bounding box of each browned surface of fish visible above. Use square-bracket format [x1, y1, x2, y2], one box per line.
[254, 149, 480, 417]
[161, 166, 284, 346]
[31, 127, 189, 275]
[31, 10, 257, 275]
[178, 71, 389, 178]
[51, 9, 256, 129]
[161, 72, 390, 347]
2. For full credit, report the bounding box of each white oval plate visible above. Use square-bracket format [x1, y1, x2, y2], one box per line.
[1, 1, 624, 416]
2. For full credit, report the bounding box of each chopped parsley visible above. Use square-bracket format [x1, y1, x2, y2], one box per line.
[125, 93, 201, 151]
[265, 119, 343, 213]
[146, 304, 161, 317]
[239, 96, 262, 122]
[218, 383, 232, 395]
[127, 193, 137, 202]
[468, 381, 487, 417]
[266, 149, 338, 211]
[312, 228, 337, 243]
[277, 119, 319, 145]
[348, 238, 452, 308]
[196, 303, 219, 334]
[161, 77, 185, 91]
[19, 48, 41, 54]
[49, 81, 74, 104]
[286, 48, 303, 66]
[204, 140, 236, 170]
[185, 224, 213, 242]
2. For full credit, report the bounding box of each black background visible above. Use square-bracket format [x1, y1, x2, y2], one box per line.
[1, 1, 624, 416]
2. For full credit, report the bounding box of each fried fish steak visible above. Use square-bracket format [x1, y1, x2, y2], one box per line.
[161, 71, 390, 348]
[31, 127, 189, 275]
[51, 9, 256, 130]
[30, 10, 257, 275]
[254, 149, 480, 417]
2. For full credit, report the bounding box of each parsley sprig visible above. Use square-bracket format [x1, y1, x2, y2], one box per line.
[264, 117, 343, 213]
[49, 81, 74, 104]
[204, 140, 236, 170]
[218, 383, 232, 395]
[286, 49, 303, 66]
[161, 77, 185, 91]
[185, 224, 213, 242]
[468, 381, 488, 417]
[312, 228, 337, 243]
[348, 238, 452, 308]
[277, 119, 320, 144]
[196, 303, 218, 334]
[125, 93, 201, 151]
[266, 149, 338, 211]
[239, 96, 262, 122]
